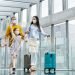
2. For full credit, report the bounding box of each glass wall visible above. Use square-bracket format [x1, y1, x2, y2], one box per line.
[69, 20, 75, 70]
[68, 0, 75, 8]
[22, 9, 27, 27]
[31, 4, 37, 19]
[15, 13, 18, 24]
[41, 0, 48, 17]
[54, 0, 63, 13]
[54, 22, 68, 69]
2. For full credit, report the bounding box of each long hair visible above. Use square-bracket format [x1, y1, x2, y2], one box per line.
[9, 28, 24, 47]
[31, 16, 41, 32]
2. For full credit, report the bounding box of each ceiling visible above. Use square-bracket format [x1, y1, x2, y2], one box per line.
[0, 0, 40, 19]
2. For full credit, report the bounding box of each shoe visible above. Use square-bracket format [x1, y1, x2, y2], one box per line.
[12, 68, 16, 74]
[30, 66, 36, 71]
[12, 71, 15, 74]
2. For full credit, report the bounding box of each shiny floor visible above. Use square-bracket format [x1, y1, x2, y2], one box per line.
[0, 70, 75, 75]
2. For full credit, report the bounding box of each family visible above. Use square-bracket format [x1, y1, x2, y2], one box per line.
[1, 16, 49, 74]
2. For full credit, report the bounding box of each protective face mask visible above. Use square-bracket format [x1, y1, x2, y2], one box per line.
[33, 20, 37, 24]
[15, 30, 20, 35]
[12, 20, 16, 24]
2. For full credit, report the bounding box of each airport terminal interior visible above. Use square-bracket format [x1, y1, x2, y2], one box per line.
[0, 0, 75, 75]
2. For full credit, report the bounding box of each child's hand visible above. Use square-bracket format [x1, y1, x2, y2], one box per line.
[25, 31, 29, 34]
[24, 34, 28, 42]
[1, 38, 7, 47]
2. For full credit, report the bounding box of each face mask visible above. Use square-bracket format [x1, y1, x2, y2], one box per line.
[33, 19, 37, 24]
[12, 20, 16, 24]
[15, 30, 19, 35]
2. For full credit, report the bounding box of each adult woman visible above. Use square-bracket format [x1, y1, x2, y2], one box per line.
[26, 16, 49, 71]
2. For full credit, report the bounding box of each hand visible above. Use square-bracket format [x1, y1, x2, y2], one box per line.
[47, 35, 50, 37]
[25, 31, 29, 34]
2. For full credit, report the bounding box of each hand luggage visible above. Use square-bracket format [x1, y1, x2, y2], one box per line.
[44, 52, 56, 74]
[24, 54, 31, 72]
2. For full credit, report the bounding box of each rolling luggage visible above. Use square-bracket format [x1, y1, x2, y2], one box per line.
[44, 52, 56, 74]
[24, 54, 31, 72]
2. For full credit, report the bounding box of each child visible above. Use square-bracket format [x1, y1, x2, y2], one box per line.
[9, 26, 24, 74]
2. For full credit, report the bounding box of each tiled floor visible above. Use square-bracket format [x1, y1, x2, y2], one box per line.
[0, 70, 75, 75]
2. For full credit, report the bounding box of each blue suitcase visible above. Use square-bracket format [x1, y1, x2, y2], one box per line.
[44, 52, 56, 74]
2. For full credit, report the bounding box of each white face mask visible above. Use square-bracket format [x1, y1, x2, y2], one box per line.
[15, 30, 19, 35]
[32, 19, 37, 24]
[12, 20, 16, 24]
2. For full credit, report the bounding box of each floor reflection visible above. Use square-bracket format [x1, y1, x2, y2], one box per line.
[24, 71, 75, 75]
[0, 70, 75, 75]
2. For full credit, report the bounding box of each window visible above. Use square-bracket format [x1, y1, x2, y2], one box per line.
[22, 9, 27, 27]
[31, 4, 37, 18]
[15, 13, 18, 23]
[54, 22, 68, 69]
[41, 0, 48, 17]
[68, 0, 75, 8]
[54, 0, 63, 13]
[69, 20, 75, 70]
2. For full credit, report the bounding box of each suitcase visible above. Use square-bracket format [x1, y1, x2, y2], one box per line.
[24, 54, 31, 72]
[44, 52, 56, 74]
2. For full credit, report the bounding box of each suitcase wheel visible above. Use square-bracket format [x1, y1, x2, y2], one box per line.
[44, 68, 50, 74]
[24, 68, 29, 72]
[49, 68, 56, 74]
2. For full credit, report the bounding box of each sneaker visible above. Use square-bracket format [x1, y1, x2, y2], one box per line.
[12, 68, 16, 74]
[30, 66, 36, 71]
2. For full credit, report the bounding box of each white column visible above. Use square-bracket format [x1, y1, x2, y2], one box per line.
[37, 0, 41, 18]
[27, 5, 31, 26]
[66, 20, 70, 70]
[62, 0, 68, 10]
[18, 9, 23, 24]
[48, 0, 54, 15]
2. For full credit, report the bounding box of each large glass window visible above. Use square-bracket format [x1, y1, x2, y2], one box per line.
[68, 0, 75, 8]
[31, 4, 37, 18]
[54, 0, 63, 13]
[41, 0, 48, 17]
[54, 22, 68, 69]
[15, 13, 18, 23]
[69, 20, 75, 70]
[22, 9, 27, 27]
